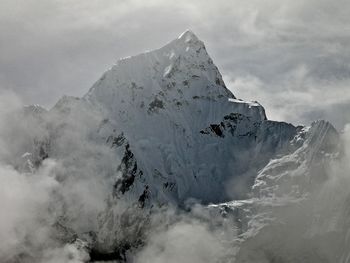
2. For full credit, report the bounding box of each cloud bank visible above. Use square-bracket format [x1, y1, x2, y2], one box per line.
[1, 1, 350, 262]
[1, 0, 350, 128]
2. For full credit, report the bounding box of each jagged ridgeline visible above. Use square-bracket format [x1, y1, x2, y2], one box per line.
[13, 30, 339, 261]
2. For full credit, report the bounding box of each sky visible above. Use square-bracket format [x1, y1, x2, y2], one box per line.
[1, 1, 350, 261]
[1, 0, 350, 129]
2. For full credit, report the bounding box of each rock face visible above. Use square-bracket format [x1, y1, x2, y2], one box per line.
[81, 30, 302, 205]
[8, 30, 340, 260]
[208, 120, 340, 263]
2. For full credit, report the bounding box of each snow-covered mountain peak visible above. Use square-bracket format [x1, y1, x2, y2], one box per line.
[178, 29, 199, 42]
[85, 30, 232, 107]
[174, 29, 205, 51]
[7, 31, 342, 261]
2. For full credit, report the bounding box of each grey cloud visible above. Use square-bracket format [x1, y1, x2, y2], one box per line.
[1, 0, 350, 128]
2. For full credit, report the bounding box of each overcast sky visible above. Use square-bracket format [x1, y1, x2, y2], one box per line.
[1, 0, 350, 129]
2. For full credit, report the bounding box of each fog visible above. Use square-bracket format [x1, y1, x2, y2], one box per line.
[0, 92, 115, 262]
[132, 125, 350, 263]
[0, 85, 350, 263]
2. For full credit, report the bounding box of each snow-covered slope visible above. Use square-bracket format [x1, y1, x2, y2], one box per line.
[79, 30, 300, 205]
[5, 30, 341, 261]
[208, 120, 340, 262]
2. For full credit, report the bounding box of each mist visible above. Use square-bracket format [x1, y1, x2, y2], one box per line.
[1, 1, 350, 262]
[1, 0, 350, 128]
[129, 125, 350, 263]
[0, 91, 118, 262]
[0, 77, 349, 263]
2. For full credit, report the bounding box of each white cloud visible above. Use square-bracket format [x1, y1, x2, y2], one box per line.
[135, 221, 223, 263]
[0, 160, 58, 258]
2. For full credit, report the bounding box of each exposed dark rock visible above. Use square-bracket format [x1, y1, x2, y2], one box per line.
[114, 143, 143, 196]
[33, 139, 50, 167]
[148, 97, 165, 113]
[107, 133, 126, 148]
[138, 185, 149, 208]
[163, 182, 176, 191]
[200, 124, 224, 138]
[210, 124, 224, 137]
[89, 243, 130, 262]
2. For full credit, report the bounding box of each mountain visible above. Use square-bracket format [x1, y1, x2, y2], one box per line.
[4, 30, 340, 262]
[83, 30, 268, 204]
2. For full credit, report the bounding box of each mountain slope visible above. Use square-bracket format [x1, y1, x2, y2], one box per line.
[78, 30, 302, 205]
[2, 30, 340, 261]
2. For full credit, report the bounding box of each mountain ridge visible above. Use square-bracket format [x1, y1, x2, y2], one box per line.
[23, 30, 338, 205]
[8, 30, 340, 262]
